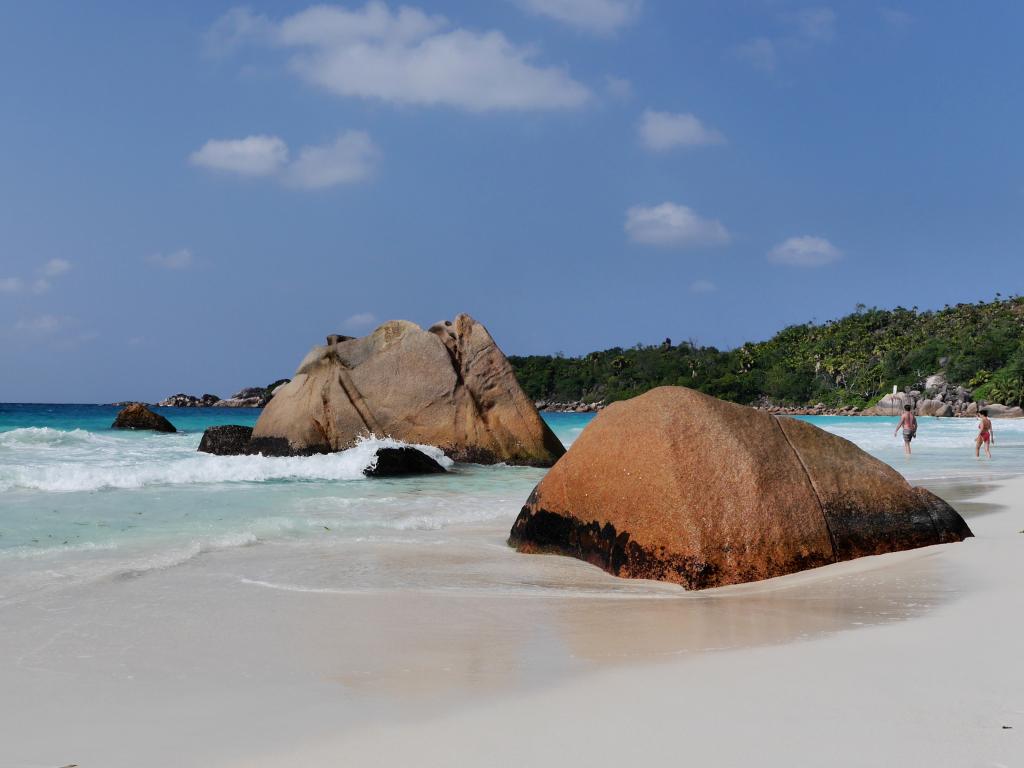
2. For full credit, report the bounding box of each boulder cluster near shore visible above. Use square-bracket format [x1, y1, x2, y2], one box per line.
[107, 314, 975, 590]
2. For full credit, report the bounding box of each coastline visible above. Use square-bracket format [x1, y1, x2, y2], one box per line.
[3, 471, 1019, 767]
[228, 476, 1024, 768]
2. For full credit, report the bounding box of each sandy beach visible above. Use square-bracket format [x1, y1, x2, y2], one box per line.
[2, 473, 1019, 768]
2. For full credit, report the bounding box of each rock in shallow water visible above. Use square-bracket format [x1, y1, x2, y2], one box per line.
[508, 386, 972, 590]
[197, 425, 254, 455]
[363, 447, 447, 477]
[111, 403, 176, 433]
[250, 314, 565, 466]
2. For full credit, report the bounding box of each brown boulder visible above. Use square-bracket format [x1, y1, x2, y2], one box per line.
[509, 387, 971, 590]
[250, 314, 565, 466]
[916, 398, 953, 417]
[111, 403, 177, 433]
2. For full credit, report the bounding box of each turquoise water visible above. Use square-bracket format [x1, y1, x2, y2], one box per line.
[0, 405, 1019, 602]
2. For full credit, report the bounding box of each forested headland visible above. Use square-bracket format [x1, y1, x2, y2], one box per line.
[509, 297, 1024, 409]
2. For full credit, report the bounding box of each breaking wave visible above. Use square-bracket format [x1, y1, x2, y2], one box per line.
[0, 435, 452, 493]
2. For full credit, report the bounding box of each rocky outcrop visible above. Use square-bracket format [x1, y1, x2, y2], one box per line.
[979, 403, 1024, 418]
[363, 447, 447, 477]
[251, 315, 566, 466]
[916, 398, 954, 417]
[158, 393, 221, 407]
[198, 425, 254, 455]
[509, 387, 971, 590]
[535, 400, 605, 413]
[111, 403, 177, 433]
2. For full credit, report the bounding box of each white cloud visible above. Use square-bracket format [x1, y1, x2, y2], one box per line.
[210, 2, 590, 111]
[0, 277, 24, 294]
[768, 236, 842, 267]
[735, 37, 777, 73]
[41, 258, 72, 277]
[189, 135, 289, 176]
[191, 131, 379, 189]
[148, 249, 194, 270]
[342, 312, 378, 331]
[204, 7, 274, 56]
[283, 132, 379, 189]
[689, 279, 717, 294]
[795, 7, 836, 42]
[517, 0, 642, 35]
[626, 203, 730, 248]
[638, 110, 726, 151]
[1, 259, 73, 295]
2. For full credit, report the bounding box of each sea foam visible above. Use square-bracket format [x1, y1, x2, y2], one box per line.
[0, 434, 452, 493]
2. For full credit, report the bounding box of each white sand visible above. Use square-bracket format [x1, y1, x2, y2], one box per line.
[230, 479, 1024, 768]
[3, 479, 1021, 767]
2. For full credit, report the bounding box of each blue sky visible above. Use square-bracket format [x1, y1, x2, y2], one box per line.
[1, 1, 1021, 402]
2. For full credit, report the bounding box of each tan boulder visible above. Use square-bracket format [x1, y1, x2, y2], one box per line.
[861, 392, 916, 416]
[916, 399, 953, 417]
[250, 314, 565, 466]
[980, 403, 1024, 418]
[509, 387, 971, 590]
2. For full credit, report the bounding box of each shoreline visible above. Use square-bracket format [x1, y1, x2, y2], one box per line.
[226, 475, 1024, 767]
[3, 472, 1017, 767]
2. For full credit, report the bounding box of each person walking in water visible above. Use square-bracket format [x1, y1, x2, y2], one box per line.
[975, 409, 994, 460]
[894, 403, 917, 456]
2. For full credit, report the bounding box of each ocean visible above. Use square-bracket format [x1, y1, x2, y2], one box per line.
[1, 404, 1021, 606]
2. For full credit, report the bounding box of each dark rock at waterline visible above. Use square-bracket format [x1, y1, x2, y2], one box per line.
[509, 386, 972, 590]
[363, 447, 447, 477]
[198, 425, 254, 455]
[112, 403, 177, 433]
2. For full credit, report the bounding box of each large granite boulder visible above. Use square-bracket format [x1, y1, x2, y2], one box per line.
[250, 315, 565, 466]
[509, 387, 971, 590]
[916, 398, 953, 417]
[111, 403, 177, 433]
[862, 392, 917, 416]
[198, 425, 254, 455]
[980, 403, 1024, 418]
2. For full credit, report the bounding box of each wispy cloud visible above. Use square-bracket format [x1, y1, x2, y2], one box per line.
[0, 277, 24, 294]
[735, 7, 836, 74]
[1, 259, 73, 296]
[689, 279, 717, 294]
[208, 2, 590, 111]
[638, 110, 726, 151]
[734, 37, 777, 73]
[626, 203, 730, 248]
[517, 0, 642, 35]
[189, 135, 289, 177]
[794, 7, 836, 42]
[283, 132, 379, 189]
[342, 312, 378, 332]
[147, 249, 194, 270]
[605, 75, 632, 101]
[190, 132, 379, 189]
[16, 314, 63, 333]
[768, 235, 843, 267]
[41, 258, 72, 278]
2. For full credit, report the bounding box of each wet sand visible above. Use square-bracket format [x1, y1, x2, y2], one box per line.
[2, 478, 1012, 767]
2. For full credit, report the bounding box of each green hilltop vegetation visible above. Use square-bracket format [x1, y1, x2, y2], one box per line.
[509, 297, 1024, 409]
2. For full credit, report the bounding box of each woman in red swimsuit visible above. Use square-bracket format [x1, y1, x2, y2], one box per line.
[975, 409, 994, 460]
